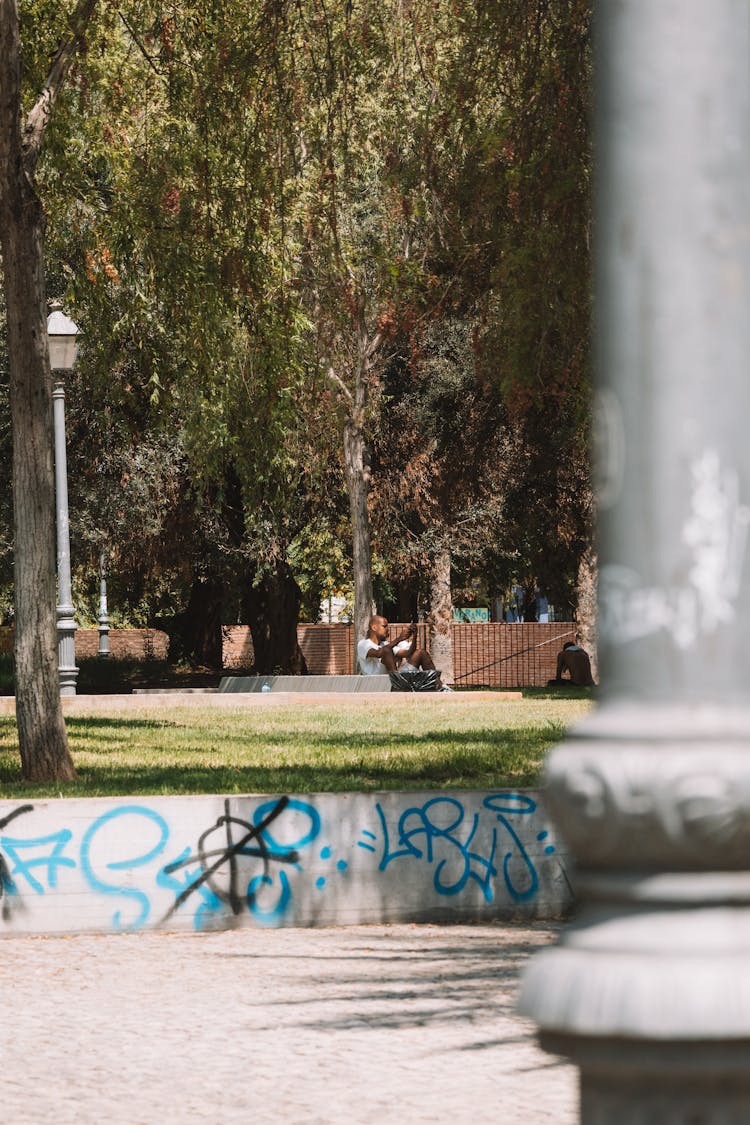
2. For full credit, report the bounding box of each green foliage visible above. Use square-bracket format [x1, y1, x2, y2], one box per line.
[4, 0, 595, 637]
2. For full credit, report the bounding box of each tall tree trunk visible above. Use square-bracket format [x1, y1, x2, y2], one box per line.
[395, 581, 416, 623]
[576, 544, 598, 683]
[339, 307, 379, 647]
[181, 577, 224, 667]
[0, 0, 76, 780]
[244, 562, 308, 675]
[343, 412, 375, 644]
[522, 582, 538, 622]
[428, 546, 454, 685]
[2, 212, 74, 779]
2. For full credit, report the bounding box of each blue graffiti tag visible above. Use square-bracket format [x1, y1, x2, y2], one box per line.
[0, 830, 75, 894]
[80, 805, 170, 932]
[482, 793, 539, 902]
[375, 797, 499, 901]
[0, 805, 35, 919]
[365, 793, 548, 903]
[247, 870, 292, 924]
[252, 797, 321, 853]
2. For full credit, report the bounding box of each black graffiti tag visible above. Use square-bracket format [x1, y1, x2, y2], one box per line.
[161, 797, 299, 921]
[0, 804, 34, 921]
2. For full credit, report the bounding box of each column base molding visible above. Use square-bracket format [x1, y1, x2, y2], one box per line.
[541, 1033, 750, 1125]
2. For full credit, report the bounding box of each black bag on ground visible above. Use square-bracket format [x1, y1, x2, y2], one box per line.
[389, 670, 440, 693]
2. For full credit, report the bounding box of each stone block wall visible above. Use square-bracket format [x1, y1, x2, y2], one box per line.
[0, 788, 571, 935]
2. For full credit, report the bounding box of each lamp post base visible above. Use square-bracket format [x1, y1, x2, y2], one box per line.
[57, 602, 78, 696]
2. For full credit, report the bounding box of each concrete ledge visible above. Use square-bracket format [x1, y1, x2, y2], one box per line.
[0, 690, 524, 714]
[132, 687, 219, 694]
[0, 789, 572, 935]
[219, 674, 392, 693]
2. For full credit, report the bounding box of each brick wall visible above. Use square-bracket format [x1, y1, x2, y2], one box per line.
[222, 623, 356, 675]
[222, 621, 577, 687]
[75, 628, 170, 661]
[450, 623, 577, 687]
[1, 621, 577, 685]
[0, 627, 169, 662]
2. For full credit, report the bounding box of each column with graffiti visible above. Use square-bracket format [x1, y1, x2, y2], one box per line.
[521, 2, 750, 1120]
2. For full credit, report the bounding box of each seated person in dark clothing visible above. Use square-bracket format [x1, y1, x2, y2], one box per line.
[548, 641, 595, 687]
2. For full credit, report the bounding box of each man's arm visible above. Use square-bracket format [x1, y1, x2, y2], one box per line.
[374, 627, 414, 671]
[392, 626, 417, 666]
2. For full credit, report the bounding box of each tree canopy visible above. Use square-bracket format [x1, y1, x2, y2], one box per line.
[2, 0, 594, 693]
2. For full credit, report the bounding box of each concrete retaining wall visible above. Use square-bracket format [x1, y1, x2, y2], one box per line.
[218, 674, 392, 693]
[0, 789, 572, 935]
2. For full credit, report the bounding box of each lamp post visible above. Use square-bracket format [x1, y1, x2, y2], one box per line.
[47, 302, 79, 696]
[98, 549, 110, 657]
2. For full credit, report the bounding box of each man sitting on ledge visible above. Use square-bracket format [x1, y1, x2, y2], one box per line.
[357, 615, 415, 675]
[357, 616, 449, 690]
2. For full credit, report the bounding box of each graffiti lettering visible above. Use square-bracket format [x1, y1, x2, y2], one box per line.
[160, 796, 321, 923]
[482, 793, 540, 902]
[363, 793, 553, 903]
[156, 846, 224, 930]
[80, 805, 170, 932]
[0, 830, 75, 894]
[373, 797, 498, 901]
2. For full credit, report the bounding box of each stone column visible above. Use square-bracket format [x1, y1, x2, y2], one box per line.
[519, 2, 750, 1120]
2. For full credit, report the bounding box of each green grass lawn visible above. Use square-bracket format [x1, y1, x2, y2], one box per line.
[0, 693, 594, 798]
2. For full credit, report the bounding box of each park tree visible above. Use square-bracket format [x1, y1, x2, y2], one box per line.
[321, 0, 592, 674]
[38, 0, 348, 672]
[372, 318, 509, 680]
[0, 0, 100, 780]
[468, 0, 594, 634]
[273, 0, 511, 647]
[383, 0, 593, 635]
[41, 0, 440, 657]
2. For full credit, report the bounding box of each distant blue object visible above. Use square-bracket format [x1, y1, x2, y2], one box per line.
[261, 680, 271, 693]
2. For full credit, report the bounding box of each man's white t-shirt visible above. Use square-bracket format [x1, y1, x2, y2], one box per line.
[357, 637, 388, 675]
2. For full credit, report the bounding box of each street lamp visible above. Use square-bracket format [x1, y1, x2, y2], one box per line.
[98, 548, 110, 657]
[47, 301, 79, 696]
